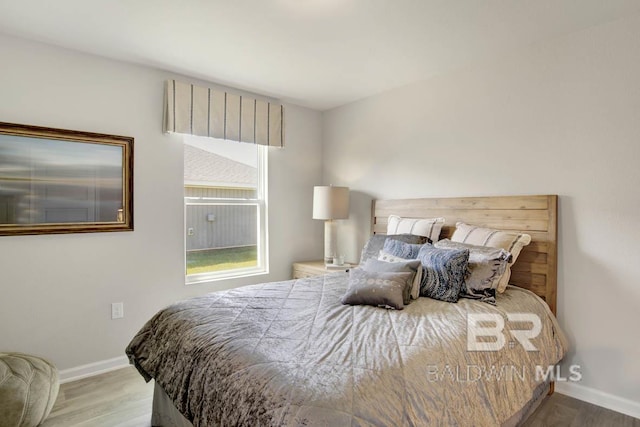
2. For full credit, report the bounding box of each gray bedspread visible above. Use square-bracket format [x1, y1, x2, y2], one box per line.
[126, 272, 567, 426]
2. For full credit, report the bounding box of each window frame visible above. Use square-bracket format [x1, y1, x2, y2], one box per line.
[184, 143, 268, 285]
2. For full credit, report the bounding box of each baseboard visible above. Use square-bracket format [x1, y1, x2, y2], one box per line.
[556, 382, 640, 420]
[59, 355, 130, 384]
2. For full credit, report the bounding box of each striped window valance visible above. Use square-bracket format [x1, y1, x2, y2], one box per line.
[163, 80, 284, 147]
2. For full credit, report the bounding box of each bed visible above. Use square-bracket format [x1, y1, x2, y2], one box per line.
[126, 195, 566, 426]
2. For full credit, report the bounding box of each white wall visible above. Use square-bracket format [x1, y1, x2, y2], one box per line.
[0, 35, 323, 372]
[323, 14, 640, 410]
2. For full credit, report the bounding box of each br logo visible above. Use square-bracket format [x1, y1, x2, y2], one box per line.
[467, 313, 541, 352]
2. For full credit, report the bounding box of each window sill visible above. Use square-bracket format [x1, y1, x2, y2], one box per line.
[185, 267, 269, 286]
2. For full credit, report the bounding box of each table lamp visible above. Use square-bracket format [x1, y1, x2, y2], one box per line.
[312, 185, 350, 265]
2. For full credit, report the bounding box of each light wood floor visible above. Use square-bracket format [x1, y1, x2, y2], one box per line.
[42, 367, 153, 427]
[41, 366, 639, 426]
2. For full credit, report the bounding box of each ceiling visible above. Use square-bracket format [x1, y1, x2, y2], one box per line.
[1, 0, 639, 110]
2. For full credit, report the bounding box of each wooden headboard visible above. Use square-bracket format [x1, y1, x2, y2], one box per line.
[372, 195, 558, 314]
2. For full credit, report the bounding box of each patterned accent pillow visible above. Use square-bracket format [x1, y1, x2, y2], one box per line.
[359, 234, 426, 264]
[434, 239, 511, 305]
[363, 258, 421, 304]
[451, 222, 531, 293]
[416, 245, 469, 303]
[341, 268, 412, 310]
[377, 251, 422, 299]
[387, 215, 445, 242]
[382, 239, 426, 260]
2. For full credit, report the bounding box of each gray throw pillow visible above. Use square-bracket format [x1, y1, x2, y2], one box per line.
[341, 268, 412, 310]
[434, 239, 512, 305]
[434, 239, 511, 289]
[362, 258, 421, 305]
[378, 251, 423, 299]
[382, 239, 426, 259]
[359, 234, 426, 264]
[417, 244, 469, 303]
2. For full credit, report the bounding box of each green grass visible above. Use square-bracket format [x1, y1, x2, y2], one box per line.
[186, 246, 257, 275]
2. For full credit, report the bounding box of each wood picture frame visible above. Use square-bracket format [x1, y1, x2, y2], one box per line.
[0, 122, 133, 236]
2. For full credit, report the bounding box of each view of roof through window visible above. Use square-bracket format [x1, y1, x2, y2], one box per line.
[184, 136, 257, 191]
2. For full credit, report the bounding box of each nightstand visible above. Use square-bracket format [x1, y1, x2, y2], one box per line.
[292, 260, 355, 279]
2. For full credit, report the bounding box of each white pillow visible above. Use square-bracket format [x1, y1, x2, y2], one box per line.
[451, 222, 531, 293]
[387, 215, 445, 242]
[378, 251, 422, 299]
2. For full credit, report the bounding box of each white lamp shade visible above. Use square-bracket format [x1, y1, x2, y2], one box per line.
[312, 186, 350, 220]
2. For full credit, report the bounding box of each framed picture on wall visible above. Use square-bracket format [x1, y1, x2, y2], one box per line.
[0, 121, 133, 236]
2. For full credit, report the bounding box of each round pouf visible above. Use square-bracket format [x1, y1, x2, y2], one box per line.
[0, 353, 59, 427]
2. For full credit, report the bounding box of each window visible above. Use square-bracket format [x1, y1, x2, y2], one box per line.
[184, 136, 268, 283]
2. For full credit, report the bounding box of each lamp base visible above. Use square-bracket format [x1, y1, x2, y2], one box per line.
[324, 220, 337, 265]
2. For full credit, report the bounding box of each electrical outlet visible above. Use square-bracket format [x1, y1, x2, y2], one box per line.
[111, 302, 124, 319]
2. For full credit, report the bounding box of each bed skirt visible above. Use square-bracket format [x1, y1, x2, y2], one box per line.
[151, 380, 550, 427]
[152, 382, 193, 427]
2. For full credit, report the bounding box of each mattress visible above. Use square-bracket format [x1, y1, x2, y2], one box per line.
[126, 272, 567, 426]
